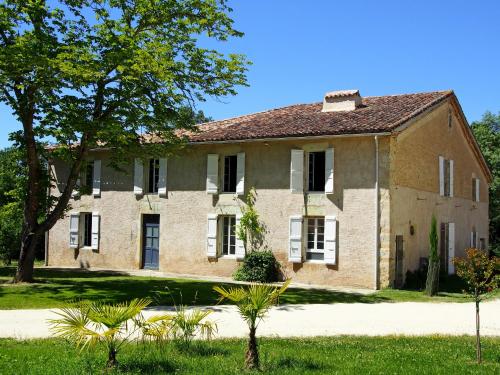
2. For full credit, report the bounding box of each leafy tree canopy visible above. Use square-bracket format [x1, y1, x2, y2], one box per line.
[0, 0, 249, 281]
[471, 112, 500, 255]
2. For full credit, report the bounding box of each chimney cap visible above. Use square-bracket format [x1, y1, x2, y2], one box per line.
[324, 89, 360, 99]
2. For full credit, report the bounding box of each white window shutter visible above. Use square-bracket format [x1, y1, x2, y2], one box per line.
[290, 150, 304, 193]
[206, 154, 219, 194]
[92, 160, 101, 197]
[324, 216, 337, 265]
[134, 158, 143, 196]
[236, 152, 245, 195]
[91, 212, 100, 250]
[448, 223, 455, 274]
[475, 178, 480, 202]
[235, 213, 245, 259]
[289, 215, 303, 263]
[324, 148, 334, 194]
[438, 156, 444, 196]
[69, 213, 80, 249]
[158, 158, 167, 197]
[449, 159, 454, 197]
[470, 231, 474, 248]
[207, 214, 218, 258]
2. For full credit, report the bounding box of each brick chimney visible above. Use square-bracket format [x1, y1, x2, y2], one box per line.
[322, 89, 362, 112]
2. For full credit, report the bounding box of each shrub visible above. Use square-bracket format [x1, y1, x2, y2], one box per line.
[234, 250, 281, 283]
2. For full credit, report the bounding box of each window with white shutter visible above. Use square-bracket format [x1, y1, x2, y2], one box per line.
[91, 212, 100, 250]
[324, 216, 337, 265]
[220, 215, 236, 256]
[235, 213, 245, 259]
[92, 160, 101, 197]
[472, 178, 480, 202]
[324, 148, 334, 194]
[306, 217, 325, 260]
[206, 154, 219, 194]
[69, 213, 80, 248]
[236, 153, 245, 195]
[223, 155, 237, 193]
[206, 214, 218, 257]
[289, 215, 303, 263]
[147, 159, 160, 193]
[134, 158, 144, 196]
[158, 158, 167, 197]
[308, 152, 325, 192]
[449, 160, 454, 197]
[290, 150, 304, 193]
[439, 156, 453, 197]
[439, 156, 445, 196]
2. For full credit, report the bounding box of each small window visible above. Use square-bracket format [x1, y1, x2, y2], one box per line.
[148, 159, 160, 193]
[471, 227, 477, 248]
[223, 155, 237, 193]
[479, 238, 486, 250]
[82, 212, 92, 247]
[472, 178, 476, 201]
[84, 162, 94, 189]
[221, 216, 236, 256]
[308, 152, 325, 192]
[443, 159, 451, 197]
[306, 217, 325, 261]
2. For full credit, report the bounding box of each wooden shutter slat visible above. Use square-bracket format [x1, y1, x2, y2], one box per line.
[289, 215, 303, 263]
[324, 216, 337, 265]
[290, 150, 304, 193]
[207, 214, 218, 258]
[134, 158, 143, 196]
[158, 158, 167, 197]
[92, 160, 101, 197]
[69, 213, 80, 249]
[324, 148, 334, 194]
[236, 153, 245, 195]
[206, 154, 219, 194]
[439, 156, 445, 196]
[91, 212, 100, 250]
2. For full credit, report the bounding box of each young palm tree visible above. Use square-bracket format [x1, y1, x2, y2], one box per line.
[49, 298, 151, 368]
[213, 279, 290, 369]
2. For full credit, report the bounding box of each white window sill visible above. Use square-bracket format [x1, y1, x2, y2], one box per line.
[304, 259, 325, 264]
[79, 246, 94, 251]
[219, 255, 238, 260]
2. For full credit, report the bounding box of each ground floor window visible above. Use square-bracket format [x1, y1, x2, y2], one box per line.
[82, 212, 92, 247]
[306, 217, 324, 261]
[221, 215, 236, 256]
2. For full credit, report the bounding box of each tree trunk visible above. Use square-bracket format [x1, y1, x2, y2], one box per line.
[14, 229, 40, 283]
[107, 348, 118, 368]
[425, 260, 440, 296]
[245, 326, 259, 369]
[476, 299, 481, 364]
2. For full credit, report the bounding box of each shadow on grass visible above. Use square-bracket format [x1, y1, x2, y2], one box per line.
[174, 341, 230, 357]
[118, 358, 177, 374]
[270, 356, 325, 371]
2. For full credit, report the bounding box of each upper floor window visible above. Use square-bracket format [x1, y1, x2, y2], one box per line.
[306, 217, 325, 261]
[472, 177, 480, 202]
[223, 155, 237, 193]
[439, 156, 453, 197]
[308, 151, 325, 192]
[148, 159, 159, 193]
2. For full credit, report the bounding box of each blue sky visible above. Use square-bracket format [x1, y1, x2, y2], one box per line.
[1, 0, 499, 148]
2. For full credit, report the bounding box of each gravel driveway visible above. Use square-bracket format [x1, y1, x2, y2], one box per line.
[1, 299, 499, 339]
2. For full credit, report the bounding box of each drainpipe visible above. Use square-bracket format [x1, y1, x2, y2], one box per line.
[374, 136, 380, 290]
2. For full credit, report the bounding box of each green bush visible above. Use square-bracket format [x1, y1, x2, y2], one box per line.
[233, 250, 281, 283]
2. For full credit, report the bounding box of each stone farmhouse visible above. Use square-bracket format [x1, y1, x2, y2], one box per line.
[46, 90, 491, 289]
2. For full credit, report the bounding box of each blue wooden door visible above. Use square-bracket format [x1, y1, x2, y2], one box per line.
[143, 215, 160, 269]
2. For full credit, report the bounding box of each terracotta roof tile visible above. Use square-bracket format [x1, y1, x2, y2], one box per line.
[181, 91, 453, 143]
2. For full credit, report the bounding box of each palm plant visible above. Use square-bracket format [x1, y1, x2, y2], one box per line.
[49, 298, 151, 368]
[138, 305, 217, 346]
[214, 279, 290, 369]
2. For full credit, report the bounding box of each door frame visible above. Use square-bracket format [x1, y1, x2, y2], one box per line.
[142, 214, 160, 270]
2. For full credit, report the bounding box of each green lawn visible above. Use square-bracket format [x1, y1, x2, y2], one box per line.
[0, 336, 498, 374]
[0, 265, 498, 309]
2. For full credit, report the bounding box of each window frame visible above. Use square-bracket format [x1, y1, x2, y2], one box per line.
[222, 155, 237, 193]
[305, 216, 325, 261]
[219, 215, 236, 257]
[307, 151, 326, 193]
[147, 159, 160, 194]
[80, 212, 93, 248]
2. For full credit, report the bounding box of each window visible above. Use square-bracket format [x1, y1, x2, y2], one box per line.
[148, 159, 160, 193]
[221, 216, 236, 256]
[223, 155, 237, 193]
[306, 217, 324, 261]
[472, 177, 479, 202]
[443, 159, 451, 196]
[470, 227, 477, 248]
[479, 238, 486, 250]
[84, 162, 94, 189]
[308, 152, 325, 192]
[82, 212, 92, 247]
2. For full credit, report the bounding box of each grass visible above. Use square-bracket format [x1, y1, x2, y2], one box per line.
[0, 336, 498, 374]
[0, 265, 498, 309]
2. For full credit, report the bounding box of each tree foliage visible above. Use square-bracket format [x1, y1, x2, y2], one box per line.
[453, 249, 499, 364]
[471, 112, 500, 256]
[425, 215, 440, 296]
[0, 0, 249, 281]
[236, 187, 266, 252]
